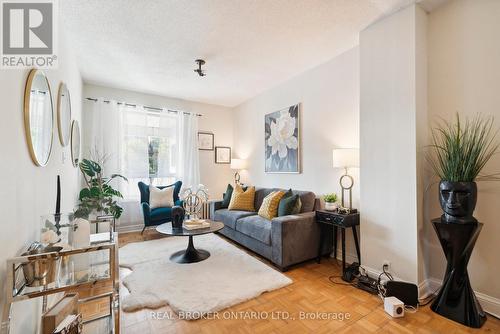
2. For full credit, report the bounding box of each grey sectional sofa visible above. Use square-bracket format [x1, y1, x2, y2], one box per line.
[209, 187, 332, 271]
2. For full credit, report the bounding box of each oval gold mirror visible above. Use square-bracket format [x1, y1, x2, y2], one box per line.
[57, 83, 71, 146]
[70, 120, 80, 167]
[24, 69, 54, 166]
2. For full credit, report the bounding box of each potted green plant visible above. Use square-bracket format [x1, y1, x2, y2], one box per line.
[75, 158, 127, 220]
[428, 113, 499, 224]
[323, 193, 339, 211]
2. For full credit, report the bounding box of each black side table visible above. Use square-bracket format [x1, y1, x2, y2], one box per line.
[316, 210, 360, 273]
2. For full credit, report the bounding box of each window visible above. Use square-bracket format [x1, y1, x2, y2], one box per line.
[148, 137, 160, 177]
[120, 106, 178, 200]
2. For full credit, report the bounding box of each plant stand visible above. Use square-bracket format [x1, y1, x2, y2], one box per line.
[430, 218, 486, 328]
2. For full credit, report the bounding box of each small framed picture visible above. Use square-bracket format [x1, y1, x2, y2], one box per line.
[215, 146, 231, 164]
[198, 132, 214, 150]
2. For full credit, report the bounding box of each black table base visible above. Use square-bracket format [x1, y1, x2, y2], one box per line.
[169, 235, 210, 263]
[431, 219, 486, 328]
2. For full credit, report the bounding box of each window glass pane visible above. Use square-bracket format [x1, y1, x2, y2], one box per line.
[148, 136, 160, 177]
[123, 136, 148, 178]
[120, 107, 179, 200]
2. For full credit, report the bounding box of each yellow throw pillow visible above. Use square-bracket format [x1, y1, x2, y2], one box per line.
[258, 190, 286, 220]
[228, 185, 256, 211]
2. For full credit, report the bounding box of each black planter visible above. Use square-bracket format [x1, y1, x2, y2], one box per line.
[439, 181, 478, 224]
[171, 206, 185, 230]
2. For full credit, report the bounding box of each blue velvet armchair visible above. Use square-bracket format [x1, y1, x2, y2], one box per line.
[138, 181, 183, 234]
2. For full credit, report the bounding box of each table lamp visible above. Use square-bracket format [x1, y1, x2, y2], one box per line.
[230, 159, 247, 185]
[332, 148, 359, 210]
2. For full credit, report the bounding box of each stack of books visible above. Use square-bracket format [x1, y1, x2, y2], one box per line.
[183, 219, 210, 230]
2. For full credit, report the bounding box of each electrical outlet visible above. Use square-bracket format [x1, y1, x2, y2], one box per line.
[383, 260, 390, 270]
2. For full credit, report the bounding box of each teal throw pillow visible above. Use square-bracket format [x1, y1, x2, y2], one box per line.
[278, 194, 299, 217]
[221, 184, 233, 208]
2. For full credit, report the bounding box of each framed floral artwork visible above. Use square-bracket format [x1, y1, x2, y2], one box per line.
[265, 104, 300, 173]
[198, 132, 214, 150]
[215, 146, 231, 164]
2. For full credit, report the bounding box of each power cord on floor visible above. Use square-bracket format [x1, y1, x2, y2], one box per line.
[328, 275, 355, 286]
[329, 262, 439, 314]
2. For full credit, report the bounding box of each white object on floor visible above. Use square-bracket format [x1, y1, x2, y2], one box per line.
[384, 296, 405, 318]
[119, 234, 292, 318]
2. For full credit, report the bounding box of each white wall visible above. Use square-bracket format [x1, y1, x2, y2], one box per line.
[425, 0, 500, 313]
[82, 84, 234, 230]
[232, 47, 360, 259]
[0, 35, 83, 332]
[359, 4, 427, 284]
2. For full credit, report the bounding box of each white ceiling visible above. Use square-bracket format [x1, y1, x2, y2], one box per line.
[61, 0, 440, 107]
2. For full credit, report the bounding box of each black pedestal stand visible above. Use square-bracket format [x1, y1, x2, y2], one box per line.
[169, 235, 210, 263]
[431, 218, 486, 328]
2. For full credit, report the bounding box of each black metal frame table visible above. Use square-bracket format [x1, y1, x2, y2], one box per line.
[156, 220, 224, 264]
[316, 210, 360, 273]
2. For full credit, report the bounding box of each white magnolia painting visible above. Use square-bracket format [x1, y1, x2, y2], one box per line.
[265, 104, 300, 173]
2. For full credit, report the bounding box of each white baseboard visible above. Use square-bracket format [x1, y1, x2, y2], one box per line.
[117, 223, 144, 233]
[333, 256, 500, 318]
[329, 249, 359, 265]
[476, 292, 500, 319]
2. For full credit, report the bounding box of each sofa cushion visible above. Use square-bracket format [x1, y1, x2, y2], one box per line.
[278, 194, 299, 216]
[254, 187, 276, 210]
[258, 190, 286, 220]
[291, 196, 302, 214]
[292, 190, 316, 213]
[228, 185, 256, 211]
[236, 215, 272, 245]
[149, 184, 174, 209]
[213, 209, 256, 230]
[221, 184, 233, 208]
[138, 181, 182, 204]
[150, 207, 172, 222]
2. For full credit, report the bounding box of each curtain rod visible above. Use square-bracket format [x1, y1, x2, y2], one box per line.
[85, 97, 203, 117]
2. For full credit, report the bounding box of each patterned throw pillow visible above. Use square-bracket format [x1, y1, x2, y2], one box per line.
[258, 191, 286, 220]
[291, 196, 302, 214]
[228, 185, 256, 211]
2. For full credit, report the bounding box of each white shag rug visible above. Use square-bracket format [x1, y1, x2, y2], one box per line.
[119, 234, 292, 318]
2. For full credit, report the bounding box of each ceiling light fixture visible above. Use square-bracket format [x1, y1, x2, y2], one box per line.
[194, 59, 206, 77]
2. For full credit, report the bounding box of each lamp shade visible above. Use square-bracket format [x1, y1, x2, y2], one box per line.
[230, 159, 247, 170]
[332, 148, 359, 168]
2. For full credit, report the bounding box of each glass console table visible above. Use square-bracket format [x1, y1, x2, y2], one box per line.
[1, 233, 120, 334]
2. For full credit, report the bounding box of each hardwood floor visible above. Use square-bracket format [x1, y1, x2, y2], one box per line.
[118, 230, 500, 334]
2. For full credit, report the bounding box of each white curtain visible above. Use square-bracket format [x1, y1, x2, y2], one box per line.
[176, 111, 200, 190]
[157, 109, 178, 180]
[120, 105, 149, 199]
[84, 98, 122, 181]
[83, 99, 200, 229]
